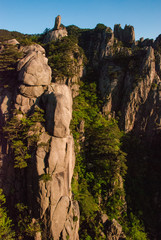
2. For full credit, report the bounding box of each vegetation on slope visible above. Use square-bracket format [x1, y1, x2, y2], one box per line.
[3, 107, 45, 168]
[0, 27, 153, 239]
[70, 78, 148, 239]
[0, 189, 15, 239]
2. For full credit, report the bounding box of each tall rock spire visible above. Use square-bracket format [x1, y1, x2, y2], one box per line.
[54, 15, 61, 30]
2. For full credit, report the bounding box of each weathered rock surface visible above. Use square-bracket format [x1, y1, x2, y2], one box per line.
[19, 85, 45, 98]
[34, 118, 78, 239]
[0, 43, 79, 240]
[4, 38, 20, 45]
[153, 34, 161, 51]
[43, 15, 68, 43]
[17, 45, 51, 86]
[54, 15, 61, 30]
[114, 24, 135, 43]
[99, 46, 156, 133]
[106, 219, 123, 240]
[43, 29, 68, 43]
[42, 83, 72, 137]
[81, 27, 114, 65]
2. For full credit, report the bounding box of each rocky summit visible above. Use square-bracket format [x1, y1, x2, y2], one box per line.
[0, 16, 161, 240]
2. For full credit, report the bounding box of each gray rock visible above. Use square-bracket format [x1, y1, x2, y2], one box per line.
[153, 34, 161, 51]
[51, 196, 70, 239]
[4, 39, 20, 45]
[155, 52, 161, 78]
[106, 219, 122, 240]
[54, 15, 61, 30]
[43, 15, 68, 43]
[22, 44, 45, 55]
[43, 29, 68, 43]
[114, 24, 135, 43]
[43, 84, 72, 137]
[139, 38, 154, 47]
[15, 94, 36, 113]
[62, 200, 80, 240]
[19, 85, 45, 98]
[17, 45, 51, 86]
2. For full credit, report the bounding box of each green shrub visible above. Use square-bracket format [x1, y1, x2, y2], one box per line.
[95, 23, 107, 31]
[0, 189, 15, 239]
[71, 80, 127, 238]
[15, 203, 41, 238]
[3, 107, 45, 168]
[45, 36, 85, 80]
[39, 173, 52, 183]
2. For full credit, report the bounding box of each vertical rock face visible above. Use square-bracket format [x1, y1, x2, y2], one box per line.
[43, 15, 68, 43]
[54, 15, 61, 30]
[98, 45, 157, 135]
[114, 24, 135, 43]
[34, 83, 79, 239]
[0, 43, 79, 240]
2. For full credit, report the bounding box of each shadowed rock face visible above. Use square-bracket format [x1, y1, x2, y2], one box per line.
[114, 24, 135, 43]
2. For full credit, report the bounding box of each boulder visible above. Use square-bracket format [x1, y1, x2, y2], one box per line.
[4, 39, 20, 45]
[17, 45, 51, 86]
[21, 44, 45, 55]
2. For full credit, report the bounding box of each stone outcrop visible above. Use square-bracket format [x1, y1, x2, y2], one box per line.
[80, 27, 114, 66]
[43, 15, 68, 43]
[42, 84, 72, 137]
[34, 125, 79, 239]
[0, 43, 79, 240]
[4, 38, 20, 45]
[114, 24, 135, 43]
[17, 44, 51, 86]
[153, 34, 161, 51]
[99, 46, 156, 134]
[54, 15, 61, 30]
[106, 219, 123, 240]
[43, 29, 68, 42]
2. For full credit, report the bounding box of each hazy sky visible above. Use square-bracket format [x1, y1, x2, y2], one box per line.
[1, 0, 161, 40]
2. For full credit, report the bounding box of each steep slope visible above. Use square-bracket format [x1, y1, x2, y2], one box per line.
[1, 17, 161, 240]
[0, 41, 80, 239]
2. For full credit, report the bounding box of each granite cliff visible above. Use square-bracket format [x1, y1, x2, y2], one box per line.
[0, 16, 161, 239]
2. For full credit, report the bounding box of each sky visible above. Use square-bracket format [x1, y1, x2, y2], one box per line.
[1, 0, 161, 41]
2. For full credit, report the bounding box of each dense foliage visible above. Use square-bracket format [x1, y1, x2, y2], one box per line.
[0, 189, 15, 239]
[70, 80, 147, 239]
[45, 36, 85, 81]
[0, 44, 22, 88]
[3, 107, 45, 168]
